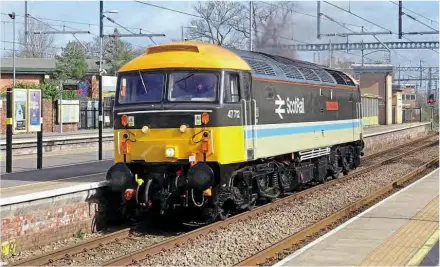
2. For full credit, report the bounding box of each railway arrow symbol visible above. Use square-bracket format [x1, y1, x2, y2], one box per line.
[275, 94, 286, 119]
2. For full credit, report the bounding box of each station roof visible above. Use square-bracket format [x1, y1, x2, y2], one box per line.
[0, 57, 106, 75]
[351, 64, 394, 73]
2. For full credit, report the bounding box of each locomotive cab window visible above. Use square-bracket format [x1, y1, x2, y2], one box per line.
[168, 71, 218, 102]
[117, 71, 165, 104]
[224, 73, 240, 103]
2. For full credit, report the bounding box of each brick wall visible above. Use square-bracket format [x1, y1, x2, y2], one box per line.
[1, 202, 96, 252]
[363, 124, 429, 153]
[359, 73, 385, 97]
[0, 189, 120, 254]
[0, 74, 43, 93]
[89, 75, 99, 99]
[0, 99, 78, 135]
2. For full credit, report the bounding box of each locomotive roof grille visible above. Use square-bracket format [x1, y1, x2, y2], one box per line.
[275, 63, 305, 80]
[337, 71, 356, 86]
[314, 69, 336, 84]
[243, 57, 277, 77]
[296, 67, 321, 82]
[325, 69, 345, 85]
[231, 48, 354, 86]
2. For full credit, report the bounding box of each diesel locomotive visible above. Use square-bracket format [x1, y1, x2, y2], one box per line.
[106, 41, 364, 221]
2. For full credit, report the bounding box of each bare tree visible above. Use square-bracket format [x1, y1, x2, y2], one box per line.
[186, 1, 245, 48]
[16, 20, 57, 58]
[231, 1, 297, 58]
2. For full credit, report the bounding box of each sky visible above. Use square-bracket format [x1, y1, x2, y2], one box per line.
[0, 0, 439, 82]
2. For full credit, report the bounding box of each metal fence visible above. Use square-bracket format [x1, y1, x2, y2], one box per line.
[361, 96, 379, 126]
[78, 97, 114, 130]
[402, 107, 422, 123]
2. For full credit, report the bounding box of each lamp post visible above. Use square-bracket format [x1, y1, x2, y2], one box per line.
[99, 1, 119, 160]
[8, 12, 15, 87]
[181, 25, 197, 41]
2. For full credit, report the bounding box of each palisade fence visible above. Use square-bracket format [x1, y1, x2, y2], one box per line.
[361, 96, 379, 127]
[78, 96, 114, 129]
[402, 107, 422, 123]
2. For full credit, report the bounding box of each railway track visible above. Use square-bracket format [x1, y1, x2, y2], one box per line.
[235, 158, 439, 266]
[103, 138, 439, 267]
[10, 136, 439, 267]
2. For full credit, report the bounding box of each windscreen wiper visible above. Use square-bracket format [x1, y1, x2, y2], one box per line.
[139, 70, 149, 93]
[175, 71, 197, 85]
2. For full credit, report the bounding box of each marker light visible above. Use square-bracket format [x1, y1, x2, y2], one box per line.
[121, 78, 127, 96]
[121, 115, 128, 127]
[179, 124, 187, 133]
[201, 112, 209, 125]
[121, 141, 130, 154]
[141, 125, 150, 133]
[124, 189, 135, 200]
[165, 147, 175, 157]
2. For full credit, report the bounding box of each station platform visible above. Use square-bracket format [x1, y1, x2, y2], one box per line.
[274, 168, 439, 267]
[362, 122, 431, 137]
[0, 146, 113, 173]
[0, 121, 432, 207]
[0, 128, 113, 142]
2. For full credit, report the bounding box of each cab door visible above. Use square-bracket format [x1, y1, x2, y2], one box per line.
[240, 72, 257, 161]
[352, 86, 363, 141]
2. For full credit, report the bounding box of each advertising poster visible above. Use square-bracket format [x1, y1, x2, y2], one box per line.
[28, 89, 42, 132]
[77, 80, 89, 98]
[13, 89, 28, 133]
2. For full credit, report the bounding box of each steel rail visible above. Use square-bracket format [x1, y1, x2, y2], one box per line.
[11, 226, 133, 266]
[11, 136, 438, 266]
[103, 139, 439, 266]
[235, 157, 439, 266]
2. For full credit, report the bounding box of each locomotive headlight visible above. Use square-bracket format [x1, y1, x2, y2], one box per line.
[141, 125, 150, 133]
[179, 124, 187, 133]
[165, 147, 175, 157]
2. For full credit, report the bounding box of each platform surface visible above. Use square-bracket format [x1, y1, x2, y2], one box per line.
[363, 121, 430, 137]
[274, 168, 439, 267]
[0, 147, 113, 174]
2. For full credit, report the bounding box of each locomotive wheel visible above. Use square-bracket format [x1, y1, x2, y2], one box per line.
[217, 205, 232, 221]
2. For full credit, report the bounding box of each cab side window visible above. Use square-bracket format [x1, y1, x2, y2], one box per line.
[224, 73, 240, 103]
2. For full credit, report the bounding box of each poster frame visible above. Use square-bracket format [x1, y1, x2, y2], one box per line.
[28, 89, 42, 132]
[12, 88, 29, 134]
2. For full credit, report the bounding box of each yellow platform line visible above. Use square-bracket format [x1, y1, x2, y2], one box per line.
[406, 229, 440, 266]
[358, 196, 439, 266]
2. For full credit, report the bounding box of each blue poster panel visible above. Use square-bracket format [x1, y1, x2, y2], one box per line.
[77, 80, 89, 98]
[28, 89, 42, 132]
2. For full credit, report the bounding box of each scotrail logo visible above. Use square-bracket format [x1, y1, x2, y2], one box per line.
[275, 94, 305, 119]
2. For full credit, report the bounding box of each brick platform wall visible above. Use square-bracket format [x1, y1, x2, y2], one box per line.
[1, 202, 96, 251]
[363, 123, 430, 154]
[0, 188, 118, 254]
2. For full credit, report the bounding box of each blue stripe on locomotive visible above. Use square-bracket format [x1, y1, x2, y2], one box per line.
[246, 120, 362, 139]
